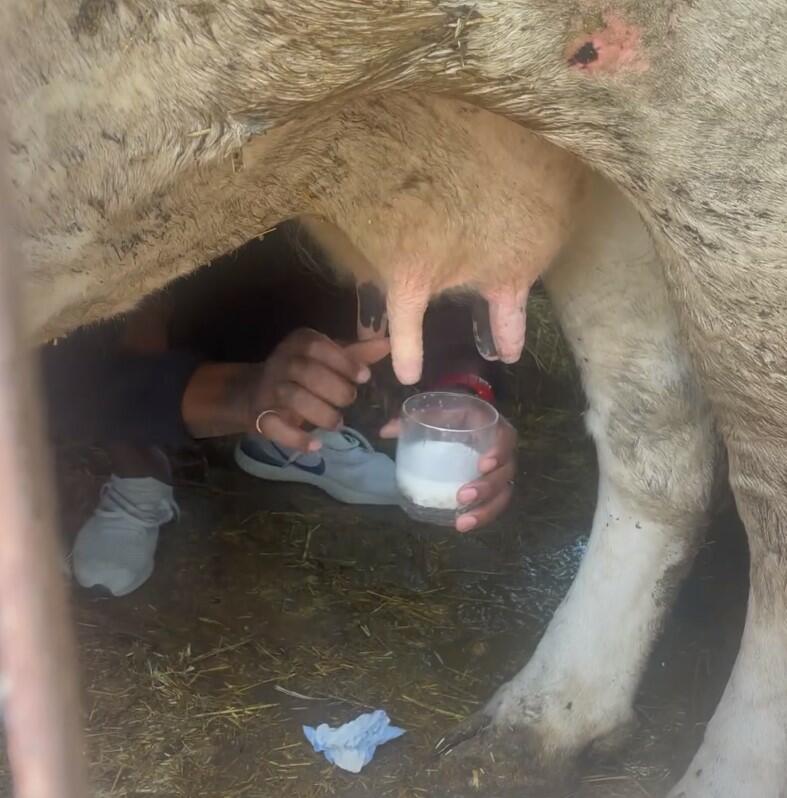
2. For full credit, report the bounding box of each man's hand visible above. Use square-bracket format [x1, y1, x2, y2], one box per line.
[181, 329, 389, 448]
[380, 414, 517, 532]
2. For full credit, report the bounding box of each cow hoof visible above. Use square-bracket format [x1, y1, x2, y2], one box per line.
[483, 673, 637, 759]
[425, 681, 639, 797]
[428, 710, 577, 797]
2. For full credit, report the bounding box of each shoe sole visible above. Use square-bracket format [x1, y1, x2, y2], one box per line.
[234, 443, 400, 506]
[73, 559, 154, 598]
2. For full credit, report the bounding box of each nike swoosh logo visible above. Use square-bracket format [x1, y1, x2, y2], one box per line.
[293, 459, 326, 476]
[271, 442, 326, 476]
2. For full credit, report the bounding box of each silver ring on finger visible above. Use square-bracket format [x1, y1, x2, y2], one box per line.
[254, 409, 280, 435]
[507, 480, 515, 487]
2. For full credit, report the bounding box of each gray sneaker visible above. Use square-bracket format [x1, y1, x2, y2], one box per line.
[71, 476, 178, 596]
[234, 427, 400, 506]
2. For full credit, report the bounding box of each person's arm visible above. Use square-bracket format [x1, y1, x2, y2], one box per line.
[41, 346, 203, 448]
[42, 328, 390, 451]
[182, 330, 389, 449]
[179, 362, 259, 440]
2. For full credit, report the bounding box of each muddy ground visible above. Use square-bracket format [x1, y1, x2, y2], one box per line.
[1, 335, 749, 798]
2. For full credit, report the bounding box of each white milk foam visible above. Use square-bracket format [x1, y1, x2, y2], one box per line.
[396, 440, 480, 509]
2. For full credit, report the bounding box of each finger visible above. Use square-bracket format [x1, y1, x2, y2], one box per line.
[479, 447, 516, 474]
[254, 406, 306, 434]
[480, 420, 517, 472]
[284, 329, 371, 384]
[458, 463, 514, 507]
[356, 282, 389, 340]
[277, 382, 344, 431]
[386, 281, 429, 385]
[287, 357, 358, 408]
[257, 411, 321, 453]
[479, 454, 500, 474]
[456, 486, 512, 532]
[379, 418, 401, 439]
[343, 337, 391, 368]
[498, 415, 517, 443]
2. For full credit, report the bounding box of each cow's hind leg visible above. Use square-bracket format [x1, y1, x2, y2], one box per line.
[443, 177, 717, 778]
[667, 445, 787, 797]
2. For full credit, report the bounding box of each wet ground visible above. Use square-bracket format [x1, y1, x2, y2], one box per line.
[1, 350, 750, 798]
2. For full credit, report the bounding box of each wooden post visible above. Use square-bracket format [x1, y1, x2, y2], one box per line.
[0, 128, 88, 796]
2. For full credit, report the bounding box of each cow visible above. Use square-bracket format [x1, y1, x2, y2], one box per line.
[1, 2, 785, 797]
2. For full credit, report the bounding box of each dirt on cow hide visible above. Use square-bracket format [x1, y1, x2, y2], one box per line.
[1, 304, 747, 798]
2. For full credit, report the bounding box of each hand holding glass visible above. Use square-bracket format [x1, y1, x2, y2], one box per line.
[395, 392, 499, 527]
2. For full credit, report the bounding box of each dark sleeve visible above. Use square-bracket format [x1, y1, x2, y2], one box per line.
[40, 346, 203, 448]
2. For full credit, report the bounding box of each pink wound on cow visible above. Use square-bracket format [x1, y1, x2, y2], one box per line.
[484, 288, 528, 364]
[567, 13, 648, 74]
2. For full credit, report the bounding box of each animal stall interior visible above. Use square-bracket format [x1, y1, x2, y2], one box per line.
[1, 223, 747, 798]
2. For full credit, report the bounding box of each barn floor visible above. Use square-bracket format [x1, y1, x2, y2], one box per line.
[3, 350, 748, 798]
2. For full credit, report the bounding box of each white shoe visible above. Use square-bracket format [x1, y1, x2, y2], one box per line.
[71, 476, 178, 597]
[234, 427, 400, 506]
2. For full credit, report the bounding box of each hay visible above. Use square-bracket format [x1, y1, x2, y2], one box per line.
[73, 578, 490, 797]
[66, 501, 523, 798]
[524, 285, 575, 380]
[0, 322, 708, 798]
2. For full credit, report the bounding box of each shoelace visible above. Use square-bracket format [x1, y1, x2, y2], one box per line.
[94, 482, 179, 526]
[275, 426, 376, 468]
[331, 426, 375, 453]
[283, 427, 375, 465]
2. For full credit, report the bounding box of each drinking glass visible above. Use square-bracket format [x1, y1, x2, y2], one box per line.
[395, 391, 499, 526]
